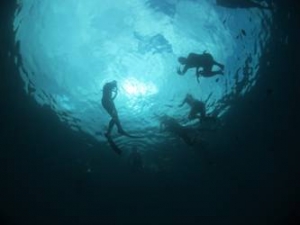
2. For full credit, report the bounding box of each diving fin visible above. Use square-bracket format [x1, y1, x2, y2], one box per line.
[119, 130, 145, 139]
[105, 133, 122, 155]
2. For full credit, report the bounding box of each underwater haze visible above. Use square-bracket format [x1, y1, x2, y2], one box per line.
[0, 0, 299, 225]
[14, 0, 272, 148]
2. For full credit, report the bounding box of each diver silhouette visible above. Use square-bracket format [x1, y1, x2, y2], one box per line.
[160, 115, 196, 146]
[101, 80, 127, 137]
[216, 0, 272, 9]
[179, 94, 206, 122]
[177, 51, 224, 83]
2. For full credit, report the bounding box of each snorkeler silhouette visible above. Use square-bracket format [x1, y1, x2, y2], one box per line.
[177, 51, 225, 83]
[101, 80, 144, 152]
[179, 94, 218, 126]
[216, 0, 272, 9]
[179, 94, 206, 122]
[102, 80, 127, 137]
[160, 115, 196, 146]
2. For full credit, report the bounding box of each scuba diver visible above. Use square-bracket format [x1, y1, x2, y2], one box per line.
[216, 0, 272, 9]
[102, 80, 127, 137]
[177, 51, 225, 83]
[159, 115, 196, 146]
[128, 147, 143, 172]
[178, 94, 206, 122]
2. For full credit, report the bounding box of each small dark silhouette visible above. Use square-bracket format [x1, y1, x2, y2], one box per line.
[177, 51, 225, 82]
[179, 94, 206, 121]
[179, 94, 217, 124]
[160, 115, 196, 146]
[128, 147, 143, 172]
[216, 0, 272, 9]
[102, 80, 127, 137]
[101, 80, 144, 155]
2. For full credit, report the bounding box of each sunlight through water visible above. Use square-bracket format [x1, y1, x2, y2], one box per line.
[13, 0, 273, 150]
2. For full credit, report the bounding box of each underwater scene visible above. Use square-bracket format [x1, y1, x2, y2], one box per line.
[0, 0, 299, 224]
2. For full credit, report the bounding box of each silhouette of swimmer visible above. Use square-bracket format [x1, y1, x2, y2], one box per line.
[160, 115, 196, 146]
[216, 0, 272, 9]
[128, 147, 143, 172]
[179, 94, 206, 122]
[101, 80, 127, 137]
[177, 51, 224, 82]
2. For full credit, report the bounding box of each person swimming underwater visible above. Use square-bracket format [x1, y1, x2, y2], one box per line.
[177, 51, 225, 83]
[101, 80, 128, 137]
[178, 94, 206, 122]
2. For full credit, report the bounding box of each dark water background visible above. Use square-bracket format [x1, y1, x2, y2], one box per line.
[1, 0, 299, 224]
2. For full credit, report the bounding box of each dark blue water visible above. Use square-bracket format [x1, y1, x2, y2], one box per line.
[0, 0, 299, 224]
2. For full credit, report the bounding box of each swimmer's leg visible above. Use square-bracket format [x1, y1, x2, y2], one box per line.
[213, 60, 225, 70]
[106, 119, 115, 136]
[201, 70, 224, 77]
[115, 118, 126, 135]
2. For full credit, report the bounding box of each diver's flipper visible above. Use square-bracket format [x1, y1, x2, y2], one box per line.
[105, 134, 122, 155]
[124, 133, 146, 138]
[119, 130, 145, 138]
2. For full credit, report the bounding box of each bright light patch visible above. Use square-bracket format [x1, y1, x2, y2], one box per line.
[14, 0, 273, 148]
[122, 77, 158, 97]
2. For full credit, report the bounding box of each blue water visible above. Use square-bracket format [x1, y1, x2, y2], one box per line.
[14, 0, 272, 151]
[1, 0, 299, 224]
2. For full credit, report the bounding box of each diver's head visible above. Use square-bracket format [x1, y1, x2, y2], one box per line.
[110, 80, 117, 88]
[185, 94, 194, 104]
[178, 57, 187, 65]
[186, 93, 193, 100]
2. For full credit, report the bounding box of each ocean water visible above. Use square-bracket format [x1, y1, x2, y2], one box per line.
[0, 0, 299, 225]
[13, 0, 272, 147]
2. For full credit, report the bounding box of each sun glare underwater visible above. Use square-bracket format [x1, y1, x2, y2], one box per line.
[13, 0, 273, 152]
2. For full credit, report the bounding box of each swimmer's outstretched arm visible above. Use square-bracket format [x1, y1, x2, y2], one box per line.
[112, 87, 118, 100]
[177, 65, 189, 75]
[196, 67, 202, 83]
[178, 98, 186, 107]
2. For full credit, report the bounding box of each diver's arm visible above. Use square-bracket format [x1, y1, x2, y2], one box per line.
[177, 64, 189, 75]
[178, 98, 186, 107]
[196, 67, 202, 83]
[181, 65, 189, 75]
[177, 67, 183, 75]
[112, 88, 118, 100]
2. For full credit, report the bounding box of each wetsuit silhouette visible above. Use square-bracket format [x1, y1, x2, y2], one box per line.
[101, 80, 126, 136]
[216, 0, 272, 9]
[160, 115, 195, 146]
[179, 94, 206, 121]
[177, 52, 224, 82]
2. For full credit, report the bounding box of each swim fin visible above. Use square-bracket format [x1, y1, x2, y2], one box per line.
[105, 133, 122, 155]
[119, 130, 145, 138]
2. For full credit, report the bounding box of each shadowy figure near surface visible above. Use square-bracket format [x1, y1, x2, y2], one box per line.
[101, 80, 126, 137]
[160, 115, 196, 146]
[216, 0, 272, 9]
[179, 94, 218, 124]
[128, 147, 143, 172]
[177, 51, 224, 82]
[179, 94, 206, 122]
